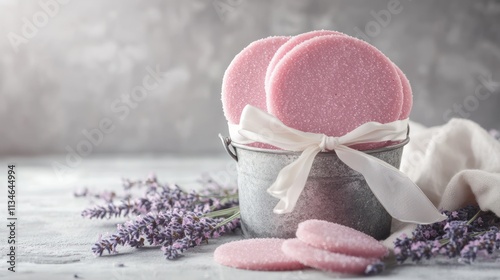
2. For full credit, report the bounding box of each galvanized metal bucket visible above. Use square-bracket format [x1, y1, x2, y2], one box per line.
[219, 135, 409, 240]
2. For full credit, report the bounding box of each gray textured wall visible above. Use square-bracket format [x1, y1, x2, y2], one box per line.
[1, 0, 499, 156]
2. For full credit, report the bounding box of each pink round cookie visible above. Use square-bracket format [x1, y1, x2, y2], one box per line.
[265, 30, 344, 94]
[214, 238, 305, 271]
[221, 36, 290, 124]
[296, 220, 388, 258]
[266, 31, 410, 150]
[266, 30, 411, 123]
[395, 66, 412, 120]
[267, 35, 403, 141]
[282, 239, 379, 274]
[350, 64, 411, 150]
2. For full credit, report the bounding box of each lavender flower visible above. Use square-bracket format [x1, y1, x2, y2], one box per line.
[394, 206, 500, 264]
[459, 227, 500, 264]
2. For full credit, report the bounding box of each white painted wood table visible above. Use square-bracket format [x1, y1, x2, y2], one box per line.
[0, 155, 499, 280]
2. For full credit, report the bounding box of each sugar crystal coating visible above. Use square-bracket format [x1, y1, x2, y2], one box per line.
[213, 238, 306, 271]
[221, 36, 290, 124]
[267, 35, 403, 142]
[296, 219, 389, 258]
[265, 30, 343, 95]
[282, 238, 380, 274]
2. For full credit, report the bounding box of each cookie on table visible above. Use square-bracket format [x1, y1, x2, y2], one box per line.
[214, 238, 306, 271]
[296, 219, 389, 258]
[282, 238, 380, 274]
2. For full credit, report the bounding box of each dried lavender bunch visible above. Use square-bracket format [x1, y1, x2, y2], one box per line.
[92, 208, 240, 259]
[80, 174, 238, 219]
[394, 205, 500, 264]
[82, 174, 240, 259]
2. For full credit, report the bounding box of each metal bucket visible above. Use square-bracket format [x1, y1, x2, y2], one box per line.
[219, 135, 409, 240]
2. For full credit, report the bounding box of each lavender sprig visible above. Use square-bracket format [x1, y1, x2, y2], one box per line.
[92, 208, 240, 259]
[394, 206, 500, 264]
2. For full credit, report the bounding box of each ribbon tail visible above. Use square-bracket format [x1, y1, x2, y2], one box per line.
[335, 146, 447, 224]
[267, 146, 321, 214]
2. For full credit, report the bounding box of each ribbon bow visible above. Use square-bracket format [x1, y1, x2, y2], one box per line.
[229, 105, 446, 224]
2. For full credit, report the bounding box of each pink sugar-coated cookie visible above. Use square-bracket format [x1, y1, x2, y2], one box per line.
[350, 65, 412, 150]
[267, 35, 403, 150]
[296, 220, 389, 258]
[282, 239, 379, 275]
[375, 65, 412, 148]
[221, 36, 290, 125]
[222, 36, 290, 150]
[265, 31, 410, 151]
[213, 238, 306, 271]
[266, 30, 411, 122]
[395, 66, 412, 120]
[268, 30, 412, 125]
[264, 30, 344, 94]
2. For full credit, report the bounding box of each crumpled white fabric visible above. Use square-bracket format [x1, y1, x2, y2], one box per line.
[384, 118, 500, 247]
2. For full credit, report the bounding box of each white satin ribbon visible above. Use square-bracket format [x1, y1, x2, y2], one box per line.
[229, 105, 447, 224]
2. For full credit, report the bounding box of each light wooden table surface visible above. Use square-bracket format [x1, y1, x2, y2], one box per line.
[0, 155, 499, 280]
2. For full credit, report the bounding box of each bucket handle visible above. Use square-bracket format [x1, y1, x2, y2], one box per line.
[218, 134, 238, 162]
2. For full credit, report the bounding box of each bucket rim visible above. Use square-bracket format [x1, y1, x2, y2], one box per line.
[230, 136, 409, 155]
